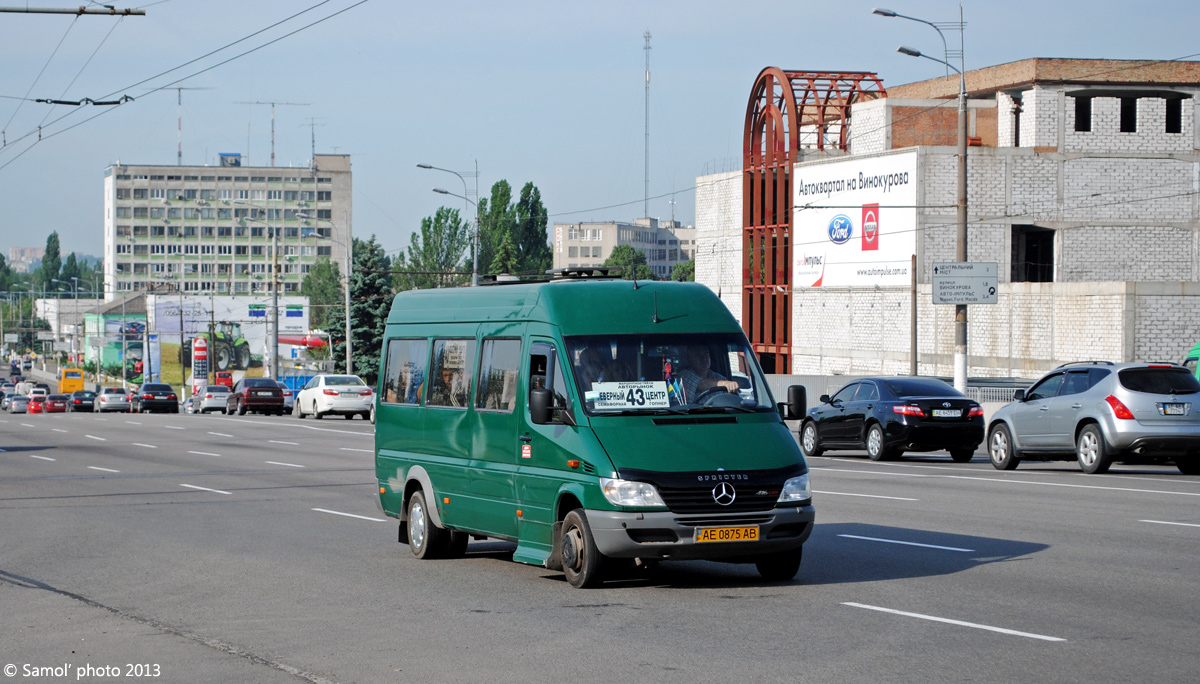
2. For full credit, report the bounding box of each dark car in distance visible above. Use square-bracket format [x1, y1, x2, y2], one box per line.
[131, 383, 179, 413]
[226, 377, 284, 416]
[800, 376, 984, 462]
[68, 390, 97, 412]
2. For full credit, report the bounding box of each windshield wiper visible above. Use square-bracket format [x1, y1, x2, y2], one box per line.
[683, 405, 757, 414]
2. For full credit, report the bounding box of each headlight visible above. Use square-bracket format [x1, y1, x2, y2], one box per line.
[599, 477, 666, 508]
[777, 474, 811, 504]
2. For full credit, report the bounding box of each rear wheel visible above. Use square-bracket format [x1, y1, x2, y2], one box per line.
[755, 547, 803, 582]
[800, 421, 823, 457]
[236, 400, 246, 416]
[949, 448, 975, 463]
[989, 424, 1020, 470]
[1076, 424, 1112, 474]
[561, 509, 605, 588]
[1177, 459, 1200, 475]
[293, 401, 305, 419]
[407, 490, 447, 559]
[866, 423, 892, 461]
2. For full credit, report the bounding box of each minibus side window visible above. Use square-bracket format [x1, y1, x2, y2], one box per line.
[530, 342, 571, 421]
[381, 338, 428, 405]
[428, 338, 476, 409]
[476, 338, 521, 412]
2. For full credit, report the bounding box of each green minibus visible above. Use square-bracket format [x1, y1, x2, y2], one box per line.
[374, 274, 814, 587]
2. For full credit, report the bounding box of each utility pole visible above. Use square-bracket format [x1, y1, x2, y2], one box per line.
[644, 30, 652, 219]
[237, 101, 310, 167]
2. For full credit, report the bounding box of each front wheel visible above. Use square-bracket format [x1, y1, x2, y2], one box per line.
[294, 401, 305, 419]
[989, 424, 1020, 470]
[800, 421, 823, 457]
[561, 509, 605, 588]
[1076, 424, 1112, 474]
[407, 490, 447, 559]
[755, 547, 802, 582]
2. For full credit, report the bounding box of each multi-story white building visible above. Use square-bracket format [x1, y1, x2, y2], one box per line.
[552, 217, 696, 279]
[697, 59, 1200, 377]
[102, 154, 352, 298]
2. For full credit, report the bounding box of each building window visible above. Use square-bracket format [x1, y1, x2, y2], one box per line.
[568, 226, 579, 240]
[568, 246, 578, 257]
[1011, 225, 1054, 283]
[317, 191, 332, 201]
[1120, 97, 1137, 133]
[268, 190, 282, 200]
[317, 246, 331, 257]
[1166, 98, 1183, 134]
[317, 209, 332, 219]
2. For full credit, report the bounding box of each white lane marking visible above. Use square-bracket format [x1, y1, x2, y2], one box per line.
[180, 484, 232, 495]
[821, 467, 1200, 498]
[839, 534, 974, 553]
[340, 448, 373, 453]
[85, 435, 106, 441]
[188, 450, 221, 457]
[21, 422, 35, 427]
[269, 440, 299, 446]
[165, 425, 185, 430]
[30, 455, 56, 461]
[52, 428, 68, 433]
[125, 421, 141, 425]
[1141, 519, 1200, 528]
[844, 603, 1066, 642]
[93, 417, 108, 421]
[266, 461, 305, 468]
[132, 443, 158, 449]
[208, 432, 233, 437]
[814, 490, 918, 501]
[819, 456, 1200, 486]
[312, 508, 385, 522]
[88, 466, 120, 473]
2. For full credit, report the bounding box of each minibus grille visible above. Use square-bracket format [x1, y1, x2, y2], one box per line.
[656, 486, 779, 514]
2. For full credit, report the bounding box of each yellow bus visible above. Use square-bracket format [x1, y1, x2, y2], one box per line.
[57, 368, 85, 394]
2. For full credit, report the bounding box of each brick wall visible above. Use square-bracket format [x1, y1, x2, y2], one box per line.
[1065, 95, 1195, 153]
[695, 171, 743, 320]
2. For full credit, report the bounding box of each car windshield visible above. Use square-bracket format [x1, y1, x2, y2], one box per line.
[1118, 367, 1200, 395]
[324, 375, 364, 386]
[564, 333, 775, 415]
[882, 378, 963, 398]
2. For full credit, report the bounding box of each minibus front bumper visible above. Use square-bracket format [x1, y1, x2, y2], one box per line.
[585, 505, 814, 561]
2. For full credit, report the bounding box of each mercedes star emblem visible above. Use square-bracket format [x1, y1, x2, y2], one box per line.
[712, 482, 736, 506]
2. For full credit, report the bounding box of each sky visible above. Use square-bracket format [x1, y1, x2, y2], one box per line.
[2, 0, 1198, 263]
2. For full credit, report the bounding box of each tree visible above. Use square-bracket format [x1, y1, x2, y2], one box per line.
[327, 236, 392, 384]
[474, 181, 516, 277]
[300, 257, 343, 330]
[604, 244, 654, 281]
[394, 207, 471, 291]
[514, 182, 551, 276]
[670, 260, 695, 282]
[489, 230, 518, 275]
[61, 253, 81, 286]
[41, 232, 61, 292]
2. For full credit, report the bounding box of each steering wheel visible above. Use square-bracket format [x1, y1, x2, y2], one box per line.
[692, 385, 732, 405]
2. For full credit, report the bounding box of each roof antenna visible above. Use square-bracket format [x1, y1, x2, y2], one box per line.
[652, 291, 661, 323]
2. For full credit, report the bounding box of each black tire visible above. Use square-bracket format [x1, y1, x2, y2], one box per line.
[866, 423, 892, 461]
[989, 424, 1020, 470]
[407, 490, 447, 559]
[236, 400, 246, 416]
[213, 344, 232, 372]
[235, 344, 251, 370]
[314, 408, 324, 420]
[800, 421, 823, 457]
[561, 509, 605, 588]
[755, 547, 803, 582]
[172, 405, 179, 414]
[293, 401, 305, 419]
[949, 448, 975, 463]
[1177, 459, 1200, 475]
[344, 413, 353, 420]
[1076, 424, 1112, 474]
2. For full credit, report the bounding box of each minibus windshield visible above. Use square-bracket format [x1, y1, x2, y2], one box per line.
[565, 334, 775, 415]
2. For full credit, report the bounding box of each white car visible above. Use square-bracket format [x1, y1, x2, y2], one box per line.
[294, 374, 373, 420]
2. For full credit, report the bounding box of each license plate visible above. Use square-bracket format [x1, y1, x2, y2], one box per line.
[694, 526, 759, 543]
[256, 391, 272, 397]
[340, 391, 356, 397]
[1163, 403, 1188, 416]
[932, 409, 962, 418]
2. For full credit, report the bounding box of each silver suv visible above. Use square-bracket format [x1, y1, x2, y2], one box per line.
[988, 362, 1200, 474]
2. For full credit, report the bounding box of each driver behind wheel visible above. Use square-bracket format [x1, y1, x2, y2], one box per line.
[678, 345, 739, 401]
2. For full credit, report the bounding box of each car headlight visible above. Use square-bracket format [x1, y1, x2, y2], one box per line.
[777, 474, 811, 504]
[599, 477, 666, 508]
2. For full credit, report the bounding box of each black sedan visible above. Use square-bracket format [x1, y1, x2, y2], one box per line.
[799, 377, 983, 462]
[68, 390, 97, 412]
[130, 383, 180, 413]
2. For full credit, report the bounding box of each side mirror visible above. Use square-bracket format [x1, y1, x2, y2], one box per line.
[818, 394, 831, 404]
[787, 385, 806, 420]
[1013, 388, 1026, 402]
[530, 388, 553, 425]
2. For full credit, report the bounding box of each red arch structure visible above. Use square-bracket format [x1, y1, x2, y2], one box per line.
[742, 68, 885, 372]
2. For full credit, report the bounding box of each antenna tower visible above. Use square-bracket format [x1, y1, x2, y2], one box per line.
[236, 101, 310, 167]
[644, 30, 651, 219]
[173, 87, 211, 166]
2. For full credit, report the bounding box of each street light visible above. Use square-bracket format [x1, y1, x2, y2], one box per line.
[419, 162, 479, 286]
[878, 10, 969, 392]
[296, 211, 352, 375]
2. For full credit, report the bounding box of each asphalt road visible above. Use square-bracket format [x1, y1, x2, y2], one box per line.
[2, 411, 1198, 683]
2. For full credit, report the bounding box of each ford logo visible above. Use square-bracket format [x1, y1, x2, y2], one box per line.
[827, 215, 853, 244]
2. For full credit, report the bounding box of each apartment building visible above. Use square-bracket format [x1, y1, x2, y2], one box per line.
[552, 217, 696, 279]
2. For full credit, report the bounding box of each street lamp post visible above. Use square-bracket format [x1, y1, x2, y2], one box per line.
[419, 162, 478, 286]
[878, 9, 969, 393]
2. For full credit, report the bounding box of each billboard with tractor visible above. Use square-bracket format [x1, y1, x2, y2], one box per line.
[147, 295, 311, 379]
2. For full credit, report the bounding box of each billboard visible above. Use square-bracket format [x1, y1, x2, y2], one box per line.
[793, 150, 917, 287]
